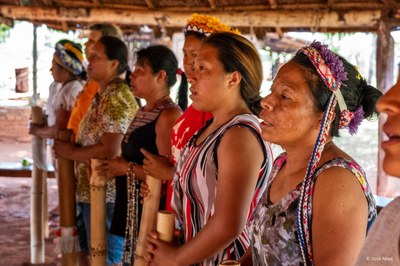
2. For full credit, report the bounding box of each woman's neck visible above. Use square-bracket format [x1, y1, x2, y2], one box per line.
[98, 76, 122, 92]
[143, 93, 170, 111]
[283, 138, 335, 173]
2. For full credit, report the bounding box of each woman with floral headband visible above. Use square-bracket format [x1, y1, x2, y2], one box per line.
[240, 41, 381, 266]
[146, 32, 272, 266]
[141, 13, 241, 211]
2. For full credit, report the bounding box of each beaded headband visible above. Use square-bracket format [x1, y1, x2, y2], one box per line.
[54, 41, 85, 77]
[300, 41, 364, 135]
[183, 13, 241, 37]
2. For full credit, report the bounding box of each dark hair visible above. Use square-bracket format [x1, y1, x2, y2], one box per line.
[291, 51, 382, 136]
[89, 23, 123, 39]
[184, 31, 207, 41]
[98, 36, 128, 75]
[202, 32, 263, 115]
[136, 45, 188, 110]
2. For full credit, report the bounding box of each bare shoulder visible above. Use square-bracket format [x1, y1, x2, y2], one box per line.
[157, 107, 183, 126]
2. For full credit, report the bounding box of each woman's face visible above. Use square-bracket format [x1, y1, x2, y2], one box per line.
[50, 54, 65, 83]
[259, 61, 322, 147]
[183, 34, 202, 80]
[376, 79, 400, 177]
[189, 44, 232, 112]
[129, 60, 158, 99]
[87, 41, 116, 82]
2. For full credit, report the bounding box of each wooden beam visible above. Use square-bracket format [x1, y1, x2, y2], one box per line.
[208, 0, 217, 10]
[268, 0, 278, 9]
[0, 6, 382, 30]
[145, 0, 156, 9]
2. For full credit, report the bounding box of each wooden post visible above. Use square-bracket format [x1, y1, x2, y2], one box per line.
[376, 19, 395, 196]
[30, 106, 46, 264]
[90, 158, 107, 266]
[56, 129, 79, 265]
[43, 171, 49, 239]
[134, 175, 162, 266]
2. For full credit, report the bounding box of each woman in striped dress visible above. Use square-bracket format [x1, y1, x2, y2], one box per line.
[146, 32, 273, 266]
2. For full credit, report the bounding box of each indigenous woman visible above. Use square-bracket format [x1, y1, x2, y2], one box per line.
[243, 41, 381, 266]
[96, 45, 186, 265]
[146, 32, 273, 266]
[54, 36, 138, 266]
[355, 70, 400, 265]
[29, 39, 85, 139]
[142, 13, 240, 211]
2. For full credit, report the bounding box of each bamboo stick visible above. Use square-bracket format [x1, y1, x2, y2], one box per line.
[90, 158, 107, 266]
[156, 210, 175, 243]
[56, 129, 78, 265]
[30, 106, 45, 264]
[134, 175, 162, 266]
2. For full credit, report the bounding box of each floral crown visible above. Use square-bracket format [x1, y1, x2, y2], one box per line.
[54, 41, 84, 77]
[183, 13, 241, 36]
[300, 41, 364, 135]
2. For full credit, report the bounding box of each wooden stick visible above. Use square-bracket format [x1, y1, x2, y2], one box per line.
[56, 129, 78, 265]
[134, 175, 162, 266]
[156, 211, 175, 243]
[90, 158, 107, 266]
[30, 106, 45, 264]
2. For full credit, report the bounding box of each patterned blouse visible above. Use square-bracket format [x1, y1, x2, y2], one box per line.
[75, 81, 138, 204]
[171, 114, 273, 266]
[247, 153, 377, 266]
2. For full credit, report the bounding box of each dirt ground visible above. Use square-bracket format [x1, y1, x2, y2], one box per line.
[0, 142, 61, 266]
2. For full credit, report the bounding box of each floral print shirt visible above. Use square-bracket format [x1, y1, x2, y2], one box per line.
[247, 153, 377, 266]
[75, 81, 138, 203]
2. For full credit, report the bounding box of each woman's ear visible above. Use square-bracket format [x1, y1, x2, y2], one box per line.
[228, 71, 242, 89]
[157, 70, 167, 84]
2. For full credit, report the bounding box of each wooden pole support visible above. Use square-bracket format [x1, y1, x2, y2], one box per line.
[56, 129, 78, 265]
[134, 175, 162, 266]
[90, 158, 107, 266]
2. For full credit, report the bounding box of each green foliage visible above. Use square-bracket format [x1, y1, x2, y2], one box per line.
[0, 24, 11, 43]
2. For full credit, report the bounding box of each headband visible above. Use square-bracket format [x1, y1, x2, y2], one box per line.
[300, 41, 364, 135]
[54, 41, 85, 77]
[183, 13, 241, 36]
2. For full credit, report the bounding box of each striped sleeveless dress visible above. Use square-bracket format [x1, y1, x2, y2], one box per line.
[171, 113, 273, 266]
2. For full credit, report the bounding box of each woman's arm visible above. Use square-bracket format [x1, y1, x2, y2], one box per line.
[54, 132, 123, 162]
[141, 107, 182, 180]
[312, 166, 369, 266]
[147, 126, 264, 265]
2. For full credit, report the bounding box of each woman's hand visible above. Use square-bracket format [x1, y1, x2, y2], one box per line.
[141, 148, 174, 180]
[95, 157, 127, 178]
[146, 231, 182, 266]
[53, 139, 76, 160]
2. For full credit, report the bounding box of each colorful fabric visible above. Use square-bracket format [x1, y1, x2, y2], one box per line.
[165, 105, 212, 211]
[67, 79, 99, 138]
[54, 40, 85, 76]
[248, 153, 377, 266]
[172, 114, 272, 266]
[183, 13, 241, 36]
[75, 80, 138, 204]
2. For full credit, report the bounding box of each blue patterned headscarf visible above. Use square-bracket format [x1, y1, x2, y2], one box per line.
[54, 39, 84, 77]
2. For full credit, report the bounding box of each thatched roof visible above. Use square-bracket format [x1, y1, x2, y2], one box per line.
[1, 0, 400, 39]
